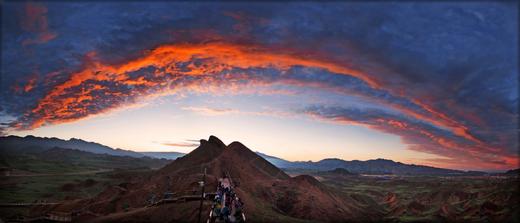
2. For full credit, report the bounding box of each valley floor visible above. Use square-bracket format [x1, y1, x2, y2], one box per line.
[311, 173, 520, 222]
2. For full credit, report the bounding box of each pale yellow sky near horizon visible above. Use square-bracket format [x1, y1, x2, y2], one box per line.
[11, 93, 445, 166]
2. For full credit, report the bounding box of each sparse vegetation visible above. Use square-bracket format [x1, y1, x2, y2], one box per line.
[0, 144, 167, 204]
[1, 136, 518, 222]
[312, 173, 520, 222]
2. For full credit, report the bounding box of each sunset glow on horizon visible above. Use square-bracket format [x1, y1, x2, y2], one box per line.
[1, 2, 518, 171]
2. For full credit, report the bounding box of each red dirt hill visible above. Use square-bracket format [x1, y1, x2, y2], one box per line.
[51, 136, 376, 222]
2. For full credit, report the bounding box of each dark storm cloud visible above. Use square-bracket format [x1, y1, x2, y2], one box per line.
[1, 2, 517, 169]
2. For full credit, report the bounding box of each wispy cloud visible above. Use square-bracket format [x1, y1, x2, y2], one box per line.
[185, 139, 202, 143]
[181, 106, 293, 118]
[181, 106, 239, 116]
[160, 141, 199, 147]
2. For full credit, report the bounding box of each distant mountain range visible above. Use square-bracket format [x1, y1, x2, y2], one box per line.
[255, 152, 488, 175]
[0, 135, 501, 175]
[2, 147, 170, 173]
[255, 151, 294, 167]
[140, 152, 185, 160]
[0, 136, 173, 174]
[0, 135, 145, 158]
[504, 168, 520, 176]
[0, 135, 187, 161]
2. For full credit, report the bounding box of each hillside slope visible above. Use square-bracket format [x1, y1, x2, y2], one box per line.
[53, 136, 379, 222]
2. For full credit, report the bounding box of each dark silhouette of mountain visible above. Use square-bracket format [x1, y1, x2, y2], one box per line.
[257, 154, 470, 175]
[141, 152, 186, 160]
[0, 135, 145, 158]
[11, 147, 169, 172]
[54, 136, 379, 222]
[318, 168, 357, 176]
[504, 168, 520, 176]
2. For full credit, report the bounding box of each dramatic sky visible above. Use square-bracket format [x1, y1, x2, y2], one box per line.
[1, 2, 518, 171]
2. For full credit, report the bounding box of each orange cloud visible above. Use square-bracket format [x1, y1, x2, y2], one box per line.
[24, 42, 378, 129]
[411, 99, 481, 144]
[15, 42, 499, 167]
[23, 76, 37, 92]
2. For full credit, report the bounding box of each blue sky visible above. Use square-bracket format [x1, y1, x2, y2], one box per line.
[1, 1, 518, 170]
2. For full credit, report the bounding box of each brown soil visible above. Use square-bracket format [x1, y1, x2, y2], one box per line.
[50, 136, 378, 222]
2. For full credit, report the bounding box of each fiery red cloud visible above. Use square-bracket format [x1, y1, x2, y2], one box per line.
[24, 43, 476, 133]
[23, 42, 377, 128]
[2, 2, 516, 171]
[11, 42, 516, 170]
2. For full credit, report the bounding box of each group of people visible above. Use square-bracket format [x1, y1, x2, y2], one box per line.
[208, 177, 245, 223]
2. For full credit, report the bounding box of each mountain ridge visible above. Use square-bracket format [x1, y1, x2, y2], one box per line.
[10, 135, 519, 222]
[0, 135, 490, 175]
[0, 135, 145, 158]
[54, 135, 377, 222]
[256, 152, 486, 175]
